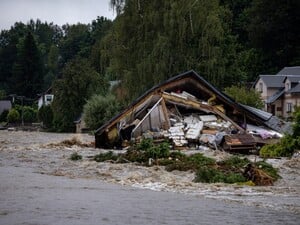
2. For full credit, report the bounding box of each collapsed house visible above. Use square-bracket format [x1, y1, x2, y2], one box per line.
[95, 70, 291, 153]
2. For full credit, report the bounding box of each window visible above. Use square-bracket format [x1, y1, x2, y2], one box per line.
[45, 95, 53, 103]
[287, 103, 292, 113]
[286, 82, 290, 90]
[259, 83, 263, 93]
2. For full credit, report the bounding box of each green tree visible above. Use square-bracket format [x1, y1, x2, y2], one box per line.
[106, 0, 243, 100]
[10, 31, 44, 98]
[59, 24, 92, 64]
[247, 0, 300, 72]
[83, 94, 121, 130]
[224, 85, 264, 108]
[51, 57, 108, 132]
[22, 106, 37, 123]
[38, 105, 53, 128]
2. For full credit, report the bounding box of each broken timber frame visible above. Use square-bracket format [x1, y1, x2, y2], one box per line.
[161, 92, 245, 133]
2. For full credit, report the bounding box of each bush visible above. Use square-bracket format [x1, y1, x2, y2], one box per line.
[38, 105, 53, 128]
[83, 94, 121, 130]
[194, 167, 246, 183]
[93, 151, 118, 162]
[136, 139, 170, 159]
[7, 108, 20, 123]
[260, 135, 296, 158]
[23, 106, 37, 123]
[70, 152, 82, 161]
[224, 85, 264, 108]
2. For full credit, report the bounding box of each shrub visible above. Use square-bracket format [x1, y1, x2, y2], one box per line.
[83, 94, 121, 130]
[136, 139, 170, 159]
[260, 135, 296, 158]
[93, 151, 118, 162]
[194, 167, 246, 183]
[7, 108, 20, 123]
[70, 152, 82, 161]
[38, 105, 53, 128]
[23, 106, 37, 123]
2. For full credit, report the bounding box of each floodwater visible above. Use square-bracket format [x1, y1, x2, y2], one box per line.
[0, 131, 299, 225]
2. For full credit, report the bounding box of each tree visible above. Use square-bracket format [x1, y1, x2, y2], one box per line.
[106, 0, 243, 100]
[83, 94, 121, 130]
[10, 31, 44, 98]
[247, 0, 300, 72]
[38, 105, 53, 128]
[224, 85, 264, 108]
[51, 57, 108, 132]
[59, 24, 92, 64]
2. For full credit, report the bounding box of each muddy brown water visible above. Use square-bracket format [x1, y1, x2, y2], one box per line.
[0, 131, 299, 225]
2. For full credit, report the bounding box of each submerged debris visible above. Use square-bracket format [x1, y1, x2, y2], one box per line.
[47, 137, 94, 148]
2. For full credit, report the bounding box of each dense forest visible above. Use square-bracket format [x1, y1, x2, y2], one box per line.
[0, 0, 299, 131]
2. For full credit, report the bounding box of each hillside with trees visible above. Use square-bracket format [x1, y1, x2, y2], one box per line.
[0, 0, 299, 132]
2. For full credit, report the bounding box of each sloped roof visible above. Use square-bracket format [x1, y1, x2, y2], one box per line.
[277, 66, 300, 75]
[259, 75, 285, 88]
[266, 88, 285, 104]
[285, 75, 300, 83]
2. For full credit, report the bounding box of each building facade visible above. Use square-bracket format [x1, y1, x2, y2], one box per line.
[254, 67, 300, 118]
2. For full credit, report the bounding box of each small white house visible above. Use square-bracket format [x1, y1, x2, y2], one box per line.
[38, 94, 54, 109]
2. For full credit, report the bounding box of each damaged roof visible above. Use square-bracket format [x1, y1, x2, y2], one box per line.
[95, 70, 290, 148]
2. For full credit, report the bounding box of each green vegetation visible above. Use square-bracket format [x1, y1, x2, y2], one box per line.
[260, 108, 300, 158]
[224, 85, 264, 108]
[51, 57, 108, 132]
[83, 94, 121, 130]
[0, 1, 298, 131]
[70, 152, 82, 161]
[93, 151, 118, 162]
[89, 138, 279, 185]
[194, 167, 246, 183]
[38, 105, 53, 129]
[7, 108, 20, 123]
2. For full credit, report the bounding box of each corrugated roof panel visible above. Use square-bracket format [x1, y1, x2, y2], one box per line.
[240, 104, 273, 121]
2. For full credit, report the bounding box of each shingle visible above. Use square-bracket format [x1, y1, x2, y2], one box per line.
[277, 66, 300, 75]
[260, 75, 285, 88]
[285, 75, 300, 83]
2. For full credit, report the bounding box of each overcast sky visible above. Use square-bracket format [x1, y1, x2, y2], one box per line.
[0, 0, 116, 31]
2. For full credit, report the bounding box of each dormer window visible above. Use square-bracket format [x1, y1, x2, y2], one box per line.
[286, 82, 290, 90]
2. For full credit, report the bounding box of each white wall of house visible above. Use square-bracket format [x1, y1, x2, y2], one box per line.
[38, 94, 54, 109]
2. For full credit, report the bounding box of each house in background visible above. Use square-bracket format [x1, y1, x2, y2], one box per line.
[38, 87, 54, 109]
[0, 100, 12, 115]
[254, 66, 300, 118]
